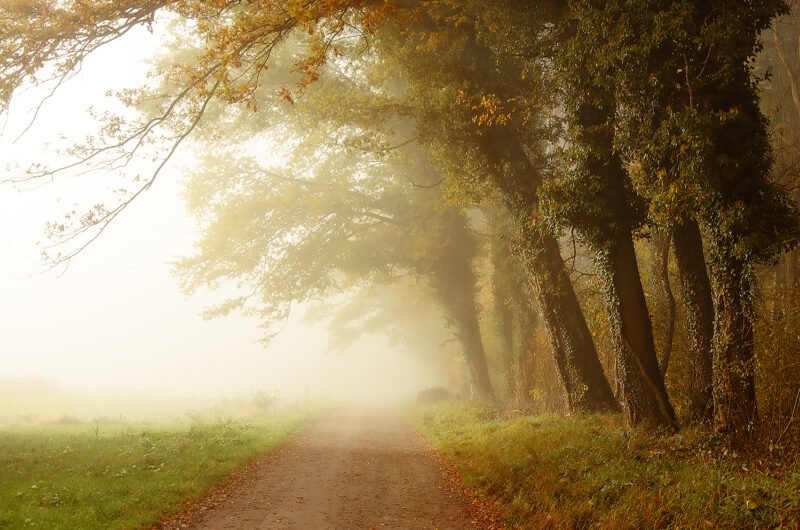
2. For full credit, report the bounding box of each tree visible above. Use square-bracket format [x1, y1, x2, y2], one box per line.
[487, 203, 519, 400]
[543, 18, 677, 428]
[1, 0, 620, 412]
[376, 1, 620, 414]
[650, 230, 676, 378]
[1, 0, 392, 262]
[171, 37, 495, 397]
[592, 0, 800, 440]
[672, 219, 715, 422]
[554, 1, 717, 424]
[485, 200, 557, 405]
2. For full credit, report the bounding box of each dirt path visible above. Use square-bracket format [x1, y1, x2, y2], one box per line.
[167, 409, 488, 529]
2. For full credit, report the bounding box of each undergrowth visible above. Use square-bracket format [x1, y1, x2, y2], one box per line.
[415, 404, 800, 529]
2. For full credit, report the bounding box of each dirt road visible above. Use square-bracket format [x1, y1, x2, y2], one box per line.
[167, 410, 487, 529]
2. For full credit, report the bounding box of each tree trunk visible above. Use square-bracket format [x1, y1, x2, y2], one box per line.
[709, 259, 759, 441]
[429, 210, 495, 400]
[515, 221, 619, 413]
[598, 228, 677, 429]
[490, 223, 518, 400]
[652, 230, 676, 377]
[475, 122, 618, 414]
[515, 308, 537, 407]
[458, 312, 496, 401]
[511, 260, 539, 407]
[672, 219, 714, 422]
[566, 91, 676, 429]
[436, 287, 495, 401]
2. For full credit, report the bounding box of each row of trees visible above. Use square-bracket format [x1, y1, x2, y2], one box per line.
[3, 0, 800, 447]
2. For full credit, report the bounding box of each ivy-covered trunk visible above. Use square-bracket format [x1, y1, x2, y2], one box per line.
[558, 89, 676, 428]
[516, 222, 619, 413]
[598, 228, 677, 429]
[651, 230, 676, 375]
[672, 219, 714, 422]
[479, 127, 618, 414]
[709, 259, 758, 440]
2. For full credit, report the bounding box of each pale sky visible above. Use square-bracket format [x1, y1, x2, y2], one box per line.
[0, 25, 443, 406]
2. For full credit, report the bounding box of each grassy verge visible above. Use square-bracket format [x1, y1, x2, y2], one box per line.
[0, 414, 310, 529]
[414, 405, 800, 529]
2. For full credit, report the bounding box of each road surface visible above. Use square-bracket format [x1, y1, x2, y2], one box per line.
[162, 409, 489, 529]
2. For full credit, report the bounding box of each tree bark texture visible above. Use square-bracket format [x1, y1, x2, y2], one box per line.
[708, 259, 759, 441]
[652, 230, 676, 377]
[597, 228, 677, 429]
[473, 118, 619, 412]
[511, 267, 539, 407]
[672, 219, 715, 422]
[515, 222, 619, 413]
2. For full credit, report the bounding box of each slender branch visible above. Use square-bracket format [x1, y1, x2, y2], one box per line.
[47, 79, 220, 266]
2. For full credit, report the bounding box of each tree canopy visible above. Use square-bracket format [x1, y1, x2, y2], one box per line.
[3, 0, 800, 441]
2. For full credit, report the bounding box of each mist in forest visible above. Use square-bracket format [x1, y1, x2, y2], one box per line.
[0, 24, 461, 423]
[4, 3, 800, 529]
[1, 1, 800, 444]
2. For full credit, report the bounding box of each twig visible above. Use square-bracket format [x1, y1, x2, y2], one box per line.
[776, 386, 800, 444]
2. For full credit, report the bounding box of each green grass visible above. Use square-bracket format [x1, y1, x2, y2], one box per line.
[415, 405, 800, 529]
[0, 415, 310, 529]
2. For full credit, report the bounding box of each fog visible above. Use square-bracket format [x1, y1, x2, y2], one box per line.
[5, 5, 800, 529]
[0, 26, 450, 423]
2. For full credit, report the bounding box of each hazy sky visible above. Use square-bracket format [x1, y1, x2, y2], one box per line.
[0, 26, 442, 405]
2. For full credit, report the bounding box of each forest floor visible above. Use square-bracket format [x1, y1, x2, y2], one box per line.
[161, 409, 495, 530]
[414, 404, 800, 529]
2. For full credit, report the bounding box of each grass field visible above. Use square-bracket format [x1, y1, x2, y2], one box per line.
[0, 414, 309, 529]
[415, 405, 800, 529]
